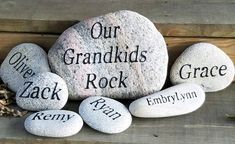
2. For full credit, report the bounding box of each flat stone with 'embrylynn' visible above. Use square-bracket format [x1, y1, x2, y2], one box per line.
[129, 83, 205, 118]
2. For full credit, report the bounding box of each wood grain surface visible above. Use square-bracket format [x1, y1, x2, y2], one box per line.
[0, 0, 235, 37]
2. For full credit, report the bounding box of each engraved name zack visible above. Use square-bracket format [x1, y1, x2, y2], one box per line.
[8, 52, 36, 78]
[90, 98, 121, 120]
[32, 112, 75, 123]
[19, 81, 62, 100]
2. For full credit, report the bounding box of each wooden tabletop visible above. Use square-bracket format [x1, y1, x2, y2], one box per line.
[0, 0, 235, 37]
[0, 83, 234, 144]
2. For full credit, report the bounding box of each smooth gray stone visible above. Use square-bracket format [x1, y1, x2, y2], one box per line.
[79, 96, 132, 134]
[129, 83, 205, 118]
[24, 110, 83, 137]
[170, 42, 234, 92]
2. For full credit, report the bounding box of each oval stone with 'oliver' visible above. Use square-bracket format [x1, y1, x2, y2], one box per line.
[48, 10, 168, 99]
[0, 43, 50, 92]
[170, 43, 234, 92]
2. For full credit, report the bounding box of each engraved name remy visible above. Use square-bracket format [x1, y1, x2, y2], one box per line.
[31, 112, 75, 123]
[63, 22, 148, 90]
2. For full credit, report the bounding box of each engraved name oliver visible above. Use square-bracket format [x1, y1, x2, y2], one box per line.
[8, 52, 36, 78]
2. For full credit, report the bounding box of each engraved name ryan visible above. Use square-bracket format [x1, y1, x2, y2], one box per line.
[89, 98, 121, 120]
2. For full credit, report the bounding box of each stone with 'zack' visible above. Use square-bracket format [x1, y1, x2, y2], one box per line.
[0, 43, 50, 92]
[24, 110, 83, 137]
[16, 72, 68, 111]
[79, 96, 132, 134]
[170, 43, 234, 92]
[48, 10, 168, 99]
[129, 83, 205, 118]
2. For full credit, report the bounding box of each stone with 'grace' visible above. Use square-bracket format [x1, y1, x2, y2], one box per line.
[170, 43, 234, 92]
[79, 96, 132, 134]
[129, 83, 205, 118]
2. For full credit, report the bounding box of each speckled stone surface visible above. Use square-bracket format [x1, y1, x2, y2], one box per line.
[16, 72, 68, 111]
[24, 110, 83, 137]
[129, 83, 205, 118]
[170, 43, 234, 92]
[48, 10, 168, 99]
[79, 96, 132, 134]
[0, 43, 50, 92]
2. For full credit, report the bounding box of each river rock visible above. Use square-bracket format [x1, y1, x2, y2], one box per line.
[79, 96, 132, 134]
[0, 43, 50, 92]
[16, 72, 68, 111]
[170, 43, 234, 92]
[24, 110, 83, 137]
[129, 83, 205, 118]
[48, 10, 168, 99]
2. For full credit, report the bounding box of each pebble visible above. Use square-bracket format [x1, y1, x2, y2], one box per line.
[129, 83, 205, 118]
[0, 43, 51, 92]
[16, 72, 68, 111]
[24, 110, 83, 137]
[79, 96, 132, 134]
[48, 10, 168, 99]
[170, 43, 234, 92]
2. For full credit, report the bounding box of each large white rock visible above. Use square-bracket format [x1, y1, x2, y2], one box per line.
[16, 72, 68, 111]
[129, 83, 205, 118]
[24, 110, 83, 137]
[0, 43, 50, 92]
[79, 96, 132, 134]
[48, 10, 168, 99]
[170, 43, 234, 92]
